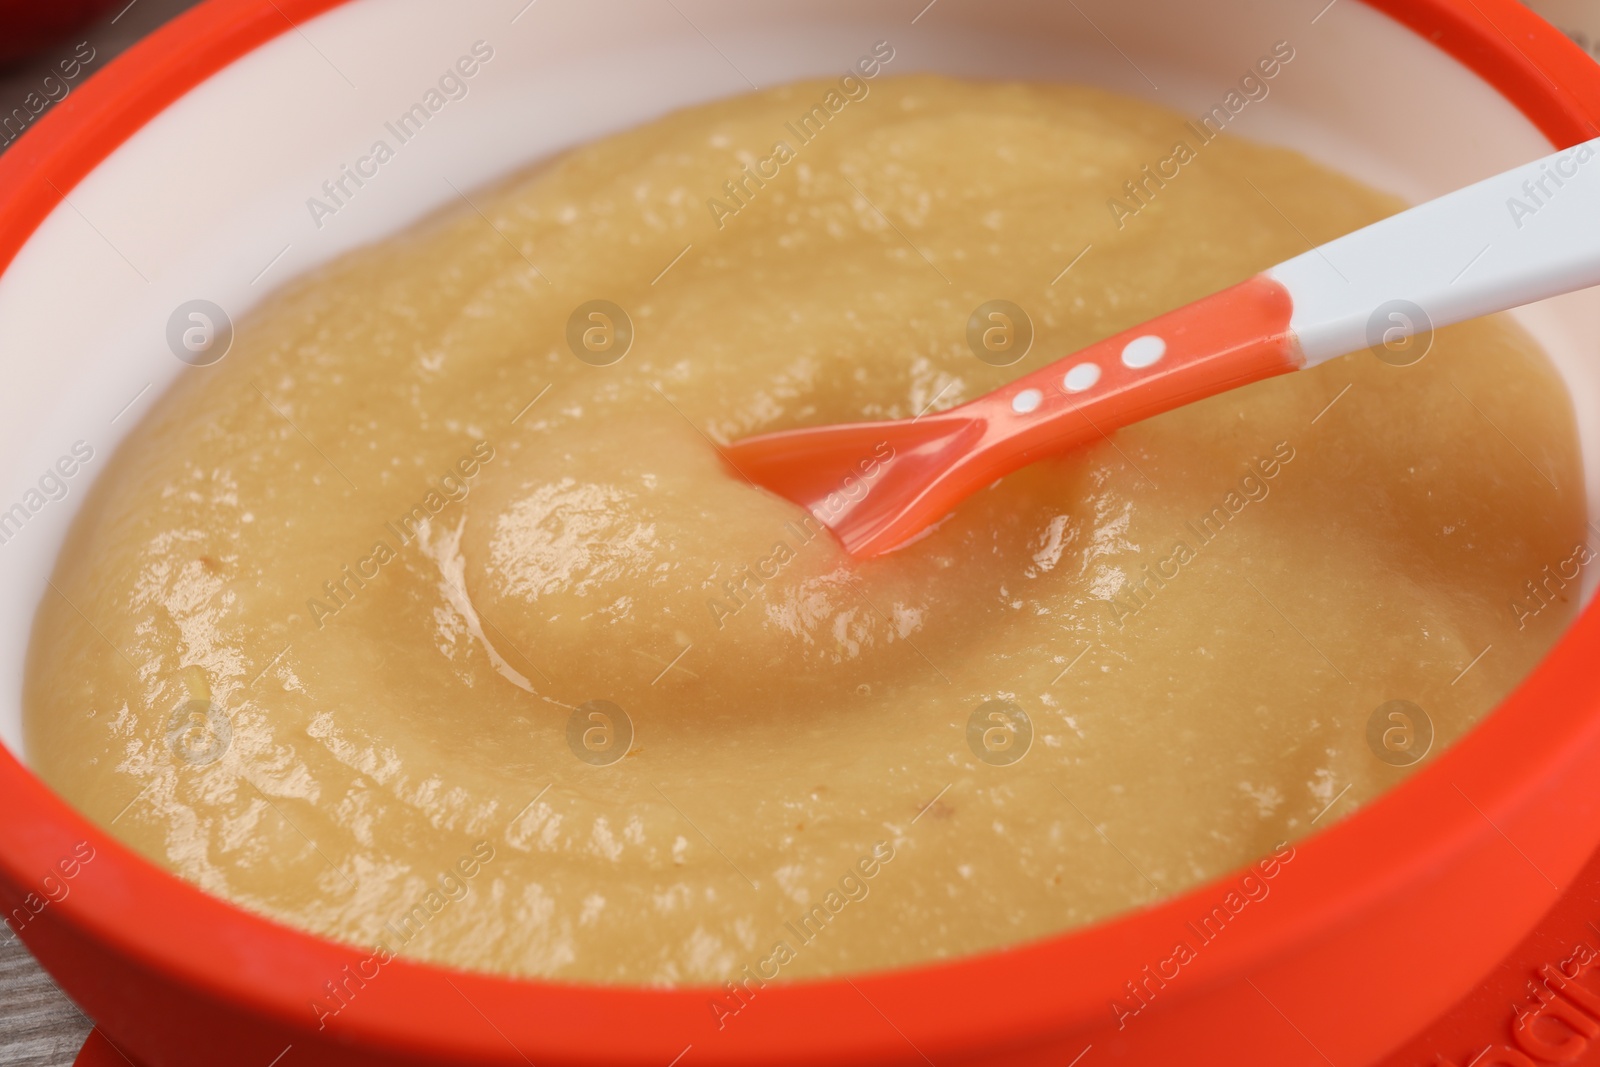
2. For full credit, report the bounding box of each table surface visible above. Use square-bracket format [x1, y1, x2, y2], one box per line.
[0, 936, 90, 1067]
[0, 4, 201, 1058]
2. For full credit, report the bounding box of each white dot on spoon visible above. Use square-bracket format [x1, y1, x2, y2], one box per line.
[1062, 362, 1101, 393]
[1121, 334, 1166, 368]
[1011, 388, 1043, 414]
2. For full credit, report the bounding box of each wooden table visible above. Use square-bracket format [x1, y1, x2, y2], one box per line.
[0, 936, 91, 1067]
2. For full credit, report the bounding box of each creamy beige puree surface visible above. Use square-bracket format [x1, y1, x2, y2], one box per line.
[25, 75, 1586, 985]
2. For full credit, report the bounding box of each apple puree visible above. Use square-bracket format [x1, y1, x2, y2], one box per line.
[24, 75, 1586, 984]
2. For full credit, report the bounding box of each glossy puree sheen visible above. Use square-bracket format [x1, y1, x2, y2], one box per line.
[24, 75, 1586, 984]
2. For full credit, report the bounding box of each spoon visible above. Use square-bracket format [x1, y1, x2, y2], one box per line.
[725, 135, 1600, 558]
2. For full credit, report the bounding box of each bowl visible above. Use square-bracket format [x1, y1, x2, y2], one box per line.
[1, 1, 1598, 1064]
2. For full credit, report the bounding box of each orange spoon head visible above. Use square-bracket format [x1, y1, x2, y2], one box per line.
[722, 414, 986, 557]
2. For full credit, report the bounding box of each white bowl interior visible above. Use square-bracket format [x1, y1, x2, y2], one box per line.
[0, 0, 1595, 757]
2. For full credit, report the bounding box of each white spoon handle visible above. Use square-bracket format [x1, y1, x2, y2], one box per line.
[1268, 135, 1600, 365]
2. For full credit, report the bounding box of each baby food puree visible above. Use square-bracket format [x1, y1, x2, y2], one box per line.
[24, 74, 1585, 985]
